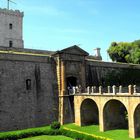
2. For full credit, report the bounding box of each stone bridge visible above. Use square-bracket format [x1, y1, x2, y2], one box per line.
[73, 85, 140, 139]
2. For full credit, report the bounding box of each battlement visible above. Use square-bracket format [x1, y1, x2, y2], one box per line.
[69, 85, 140, 96]
[0, 8, 24, 17]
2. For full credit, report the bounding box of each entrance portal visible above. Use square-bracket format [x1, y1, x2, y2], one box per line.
[67, 76, 77, 87]
[67, 76, 77, 95]
[66, 76, 77, 123]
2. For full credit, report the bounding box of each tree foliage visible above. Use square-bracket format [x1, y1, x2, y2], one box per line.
[107, 40, 140, 64]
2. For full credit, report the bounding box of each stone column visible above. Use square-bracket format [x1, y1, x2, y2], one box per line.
[133, 85, 136, 93]
[119, 85, 122, 93]
[74, 97, 81, 126]
[87, 86, 90, 94]
[73, 87, 76, 94]
[91, 86, 96, 93]
[99, 86, 103, 94]
[112, 85, 116, 94]
[128, 106, 135, 138]
[59, 97, 64, 124]
[107, 86, 111, 93]
[99, 98, 105, 131]
[56, 57, 61, 95]
[59, 60, 66, 125]
[61, 60, 66, 96]
[128, 85, 133, 95]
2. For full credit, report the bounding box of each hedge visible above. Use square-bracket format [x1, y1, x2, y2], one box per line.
[0, 126, 112, 140]
[0, 126, 61, 140]
[61, 127, 112, 140]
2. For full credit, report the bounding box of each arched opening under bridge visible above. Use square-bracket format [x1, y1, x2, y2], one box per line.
[134, 104, 140, 138]
[103, 99, 128, 131]
[80, 99, 99, 126]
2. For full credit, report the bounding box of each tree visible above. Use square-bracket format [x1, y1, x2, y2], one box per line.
[107, 42, 132, 63]
[107, 40, 140, 64]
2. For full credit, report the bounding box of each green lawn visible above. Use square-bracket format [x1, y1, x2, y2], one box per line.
[20, 135, 73, 140]
[64, 123, 140, 140]
[1, 123, 140, 140]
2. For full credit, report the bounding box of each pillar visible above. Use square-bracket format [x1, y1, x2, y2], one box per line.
[61, 60, 66, 96]
[59, 60, 66, 124]
[119, 85, 122, 93]
[128, 85, 133, 95]
[99, 86, 103, 94]
[112, 85, 116, 94]
[99, 98, 105, 131]
[128, 107, 135, 138]
[74, 97, 81, 126]
[107, 86, 111, 93]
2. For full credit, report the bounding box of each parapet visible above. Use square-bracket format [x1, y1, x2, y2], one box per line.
[71, 85, 140, 96]
[0, 8, 24, 17]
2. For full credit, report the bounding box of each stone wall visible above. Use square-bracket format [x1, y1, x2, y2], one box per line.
[86, 60, 140, 87]
[0, 52, 58, 131]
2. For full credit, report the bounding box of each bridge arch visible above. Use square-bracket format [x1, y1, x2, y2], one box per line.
[103, 99, 128, 131]
[80, 98, 99, 126]
[134, 104, 140, 138]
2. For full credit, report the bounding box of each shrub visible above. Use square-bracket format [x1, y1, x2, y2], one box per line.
[50, 121, 61, 130]
[0, 126, 61, 140]
[61, 127, 112, 140]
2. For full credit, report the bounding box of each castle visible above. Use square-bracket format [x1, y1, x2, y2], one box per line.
[0, 8, 140, 138]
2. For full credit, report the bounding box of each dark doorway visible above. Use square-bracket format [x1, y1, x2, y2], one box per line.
[67, 76, 77, 87]
[66, 76, 77, 123]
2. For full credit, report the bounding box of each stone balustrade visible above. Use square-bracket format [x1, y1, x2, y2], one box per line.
[68, 85, 140, 95]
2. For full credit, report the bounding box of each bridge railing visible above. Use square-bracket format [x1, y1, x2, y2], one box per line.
[69, 85, 140, 96]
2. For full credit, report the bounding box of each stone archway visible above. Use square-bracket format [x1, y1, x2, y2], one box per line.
[103, 99, 128, 131]
[134, 104, 140, 138]
[80, 98, 99, 126]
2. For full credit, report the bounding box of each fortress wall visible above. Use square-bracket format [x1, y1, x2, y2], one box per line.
[86, 60, 140, 87]
[0, 53, 58, 131]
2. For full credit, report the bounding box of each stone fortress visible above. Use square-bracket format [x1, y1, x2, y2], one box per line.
[0, 8, 140, 139]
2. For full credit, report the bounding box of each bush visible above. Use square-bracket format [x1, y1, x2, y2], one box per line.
[61, 127, 111, 140]
[0, 126, 61, 140]
[50, 121, 61, 130]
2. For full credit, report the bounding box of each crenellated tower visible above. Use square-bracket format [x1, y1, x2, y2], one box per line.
[0, 8, 24, 48]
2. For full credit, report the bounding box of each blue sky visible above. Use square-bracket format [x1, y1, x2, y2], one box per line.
[1, 0, 140, 61]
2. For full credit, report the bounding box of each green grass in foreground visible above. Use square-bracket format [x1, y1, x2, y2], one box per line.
[20, 135, 73, 140]
[64, 124, 140, 140]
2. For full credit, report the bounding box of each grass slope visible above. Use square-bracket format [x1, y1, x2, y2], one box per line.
[20, 135, 73, 140]
[64, 124, 140, 140]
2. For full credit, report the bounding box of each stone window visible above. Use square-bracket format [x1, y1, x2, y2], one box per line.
[26, 79, 31, 90]
[9, 41, 13, 47]
[9, 23, 13, 29]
